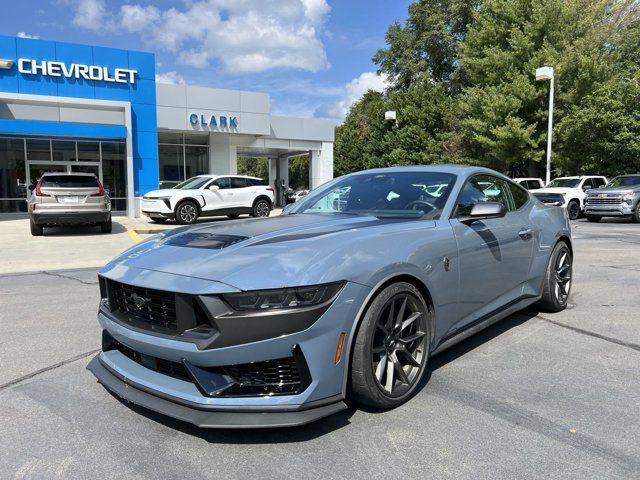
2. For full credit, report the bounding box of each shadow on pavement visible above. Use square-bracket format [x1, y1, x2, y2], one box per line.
[38, 221, 128, 236]
[105, 310, 540, 442]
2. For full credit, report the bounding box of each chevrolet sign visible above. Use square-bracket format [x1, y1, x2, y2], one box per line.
[16, 58, 137, 84]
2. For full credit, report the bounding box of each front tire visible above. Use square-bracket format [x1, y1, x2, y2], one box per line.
[175, 201, 199, 225]
[586, 215, 601, 223]
[538, 241, 572, 313]
[252, 199, 271, 218]
[30, 218, 43, 236]
[567, 200, 580, 220]
[632, 203, 640, 223]
[350, 282, 431, 409]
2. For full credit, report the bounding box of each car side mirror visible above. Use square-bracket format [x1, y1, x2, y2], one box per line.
[460, 202, 507, 224]
[582, 185, 591, 191]
[28, 185, 35, 192]
[209, 185, 219, 191]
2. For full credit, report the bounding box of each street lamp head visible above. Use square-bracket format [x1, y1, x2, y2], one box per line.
[535, 66, 554, 81]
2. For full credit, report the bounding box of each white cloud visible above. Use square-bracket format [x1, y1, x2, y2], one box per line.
[71, 0, 109, 31]
[69, 0, 330, 74]
[155, 71, 186, 85]
[315, 71, 389, 122]
[17, 32, 40, 39]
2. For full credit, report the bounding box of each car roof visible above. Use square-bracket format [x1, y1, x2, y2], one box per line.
[194, 174, 262, 180]
[40, 172, 96, 177]
[348, 164, 517, 181]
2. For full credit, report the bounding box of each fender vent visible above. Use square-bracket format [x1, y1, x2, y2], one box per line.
[163, 233, 249, 249]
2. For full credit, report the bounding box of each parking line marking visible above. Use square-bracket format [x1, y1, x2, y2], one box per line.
[127, 228, 142, 243]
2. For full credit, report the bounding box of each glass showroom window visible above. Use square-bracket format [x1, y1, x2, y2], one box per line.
[102, 142, 127, 212]
[158, 133, 209, 188]
[0, 138, 27, 213]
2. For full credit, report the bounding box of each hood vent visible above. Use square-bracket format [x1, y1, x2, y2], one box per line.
[163, 232, 249, 250]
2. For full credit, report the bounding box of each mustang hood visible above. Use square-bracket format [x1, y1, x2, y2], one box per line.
[102, 214, 431, 291]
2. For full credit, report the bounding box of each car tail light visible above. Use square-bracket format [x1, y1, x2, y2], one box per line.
[91, 179, 106, 197]
[34, 179, 50, 197]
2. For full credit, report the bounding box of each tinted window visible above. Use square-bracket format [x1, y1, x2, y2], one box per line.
[212, 177, 230, 189]
[174, 176, 210, 190]
[594, 177, 607, 187]
[231, 177, 248, 188]
[41, 175, 97, 188]
[607, 175, 640, 187]
[294, 171, 456, 219]
[508, 182, 529, 209]
[456, 175, 513, 217]
[248, 178, 267, 186]
[547, 178, 580, 188]
[527, 180, 541, 190]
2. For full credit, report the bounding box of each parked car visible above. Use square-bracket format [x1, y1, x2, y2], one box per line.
[28, 172, 111, 236]
[292, 189, 309, 202]
[532, 175, 608, 220]
[584, 174, 640, 222]
[513, 177, 544, 190]
[89, 165, 572, 428]
[141, 175, 274, 224]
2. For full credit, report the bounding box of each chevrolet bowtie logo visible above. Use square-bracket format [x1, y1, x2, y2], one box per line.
[0, 59, 15, 69]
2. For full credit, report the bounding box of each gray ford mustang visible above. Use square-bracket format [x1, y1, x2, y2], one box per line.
[88, 166, 573, 428]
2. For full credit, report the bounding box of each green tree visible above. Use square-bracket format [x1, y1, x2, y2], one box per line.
[237, 157, 268, 179]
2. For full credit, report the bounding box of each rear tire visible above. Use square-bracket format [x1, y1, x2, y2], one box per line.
[538, 241, 572, 313]
[252, 199, 271, 218]
[586, 215, 601, 223]
[30, 218, 43, 236]
[567, 200, 580, 220]
[175, 201, 199, 225]
[150, 218, 168, 224]
[350, 282, 431, 409]
[100, 217, 112, 234]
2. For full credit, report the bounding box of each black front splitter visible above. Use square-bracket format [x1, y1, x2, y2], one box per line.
[87, 355, 347, 429]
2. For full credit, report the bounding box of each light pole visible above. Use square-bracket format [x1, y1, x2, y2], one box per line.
[536, 66, 554, 185]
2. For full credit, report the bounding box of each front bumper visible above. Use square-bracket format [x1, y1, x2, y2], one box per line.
[584, 203, 634, 216]
[87, 355, 347, 428]
[31, 210, 110, 225]
[141, 199, 174, 219]
[89, 275, 370, 427]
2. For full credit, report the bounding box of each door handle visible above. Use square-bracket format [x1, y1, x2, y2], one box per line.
[518, 228, 533, 240]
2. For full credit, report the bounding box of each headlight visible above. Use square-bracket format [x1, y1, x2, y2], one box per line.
[222, 282, 345, 312]
[622, 193, 635, 203]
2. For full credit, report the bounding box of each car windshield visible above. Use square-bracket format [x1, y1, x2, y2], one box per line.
[173, 177, 211, 190]
[607, 175, 640, 187]
[291, 171, 456, 219]
[547, 178, 580, 188]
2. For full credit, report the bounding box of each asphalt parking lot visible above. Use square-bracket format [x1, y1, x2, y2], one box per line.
[1, 218, 639, 479]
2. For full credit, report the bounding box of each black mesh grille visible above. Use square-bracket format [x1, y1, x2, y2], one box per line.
[111, 339, 308, 397]
[109, 280, 177, 331]
[586, 197, 622, 205]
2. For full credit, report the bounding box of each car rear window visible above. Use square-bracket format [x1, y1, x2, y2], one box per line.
[248, 178, 267, 186]
[41, 175, 98, 188]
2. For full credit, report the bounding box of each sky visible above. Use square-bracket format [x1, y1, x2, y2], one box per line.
[2, 0, 411, 122]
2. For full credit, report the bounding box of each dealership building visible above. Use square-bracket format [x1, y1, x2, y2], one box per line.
[0, 35, 334, 216]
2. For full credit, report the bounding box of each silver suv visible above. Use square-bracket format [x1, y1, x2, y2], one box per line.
[584, 174, 640, 222]
[28, 173, 112, 236]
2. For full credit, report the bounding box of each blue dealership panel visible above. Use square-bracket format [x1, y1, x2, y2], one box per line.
[0, 35, 159, 196]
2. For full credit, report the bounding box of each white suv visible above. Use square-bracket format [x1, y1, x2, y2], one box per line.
[142, 175, 275, 224]
[513, 178, 544, 190]
[533, 176, 608, 220]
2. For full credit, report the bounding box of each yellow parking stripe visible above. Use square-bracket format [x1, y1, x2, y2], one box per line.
[127, 228, 142, 243]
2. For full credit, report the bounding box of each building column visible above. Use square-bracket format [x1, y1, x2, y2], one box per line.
[309, 141, 334, 189]
[209, 135, 237, 175]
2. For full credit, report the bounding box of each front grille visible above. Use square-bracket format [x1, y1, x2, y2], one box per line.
[109, 337, 309, 397]
[109, 280, 177, 331]
[586, 196, 622, 205]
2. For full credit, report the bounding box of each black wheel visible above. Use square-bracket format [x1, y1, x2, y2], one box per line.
[150, 218, 168, 224]
[30, 218, 43, 236]
[567, 200, 580, 220]
[227, 214, 240, 219]
[350, 282, 431, 409]
[252, 199, 271, 218]
[100, 216, 112, 233]
[632, 203, 640, 223]
[586, 215, 601, 223]
[175, 201, 199, 225]
[538, 241, 572, 312]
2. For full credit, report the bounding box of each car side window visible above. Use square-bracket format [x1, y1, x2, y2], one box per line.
[230, 177, 248, 189]
[507, 182, 529, 209]
[594, 178, 606, 187]
[212, 177, 230, 189]
[456, 175, 514, 217]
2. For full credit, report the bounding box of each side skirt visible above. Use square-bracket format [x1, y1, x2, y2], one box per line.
[431, 295, 540, 356]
